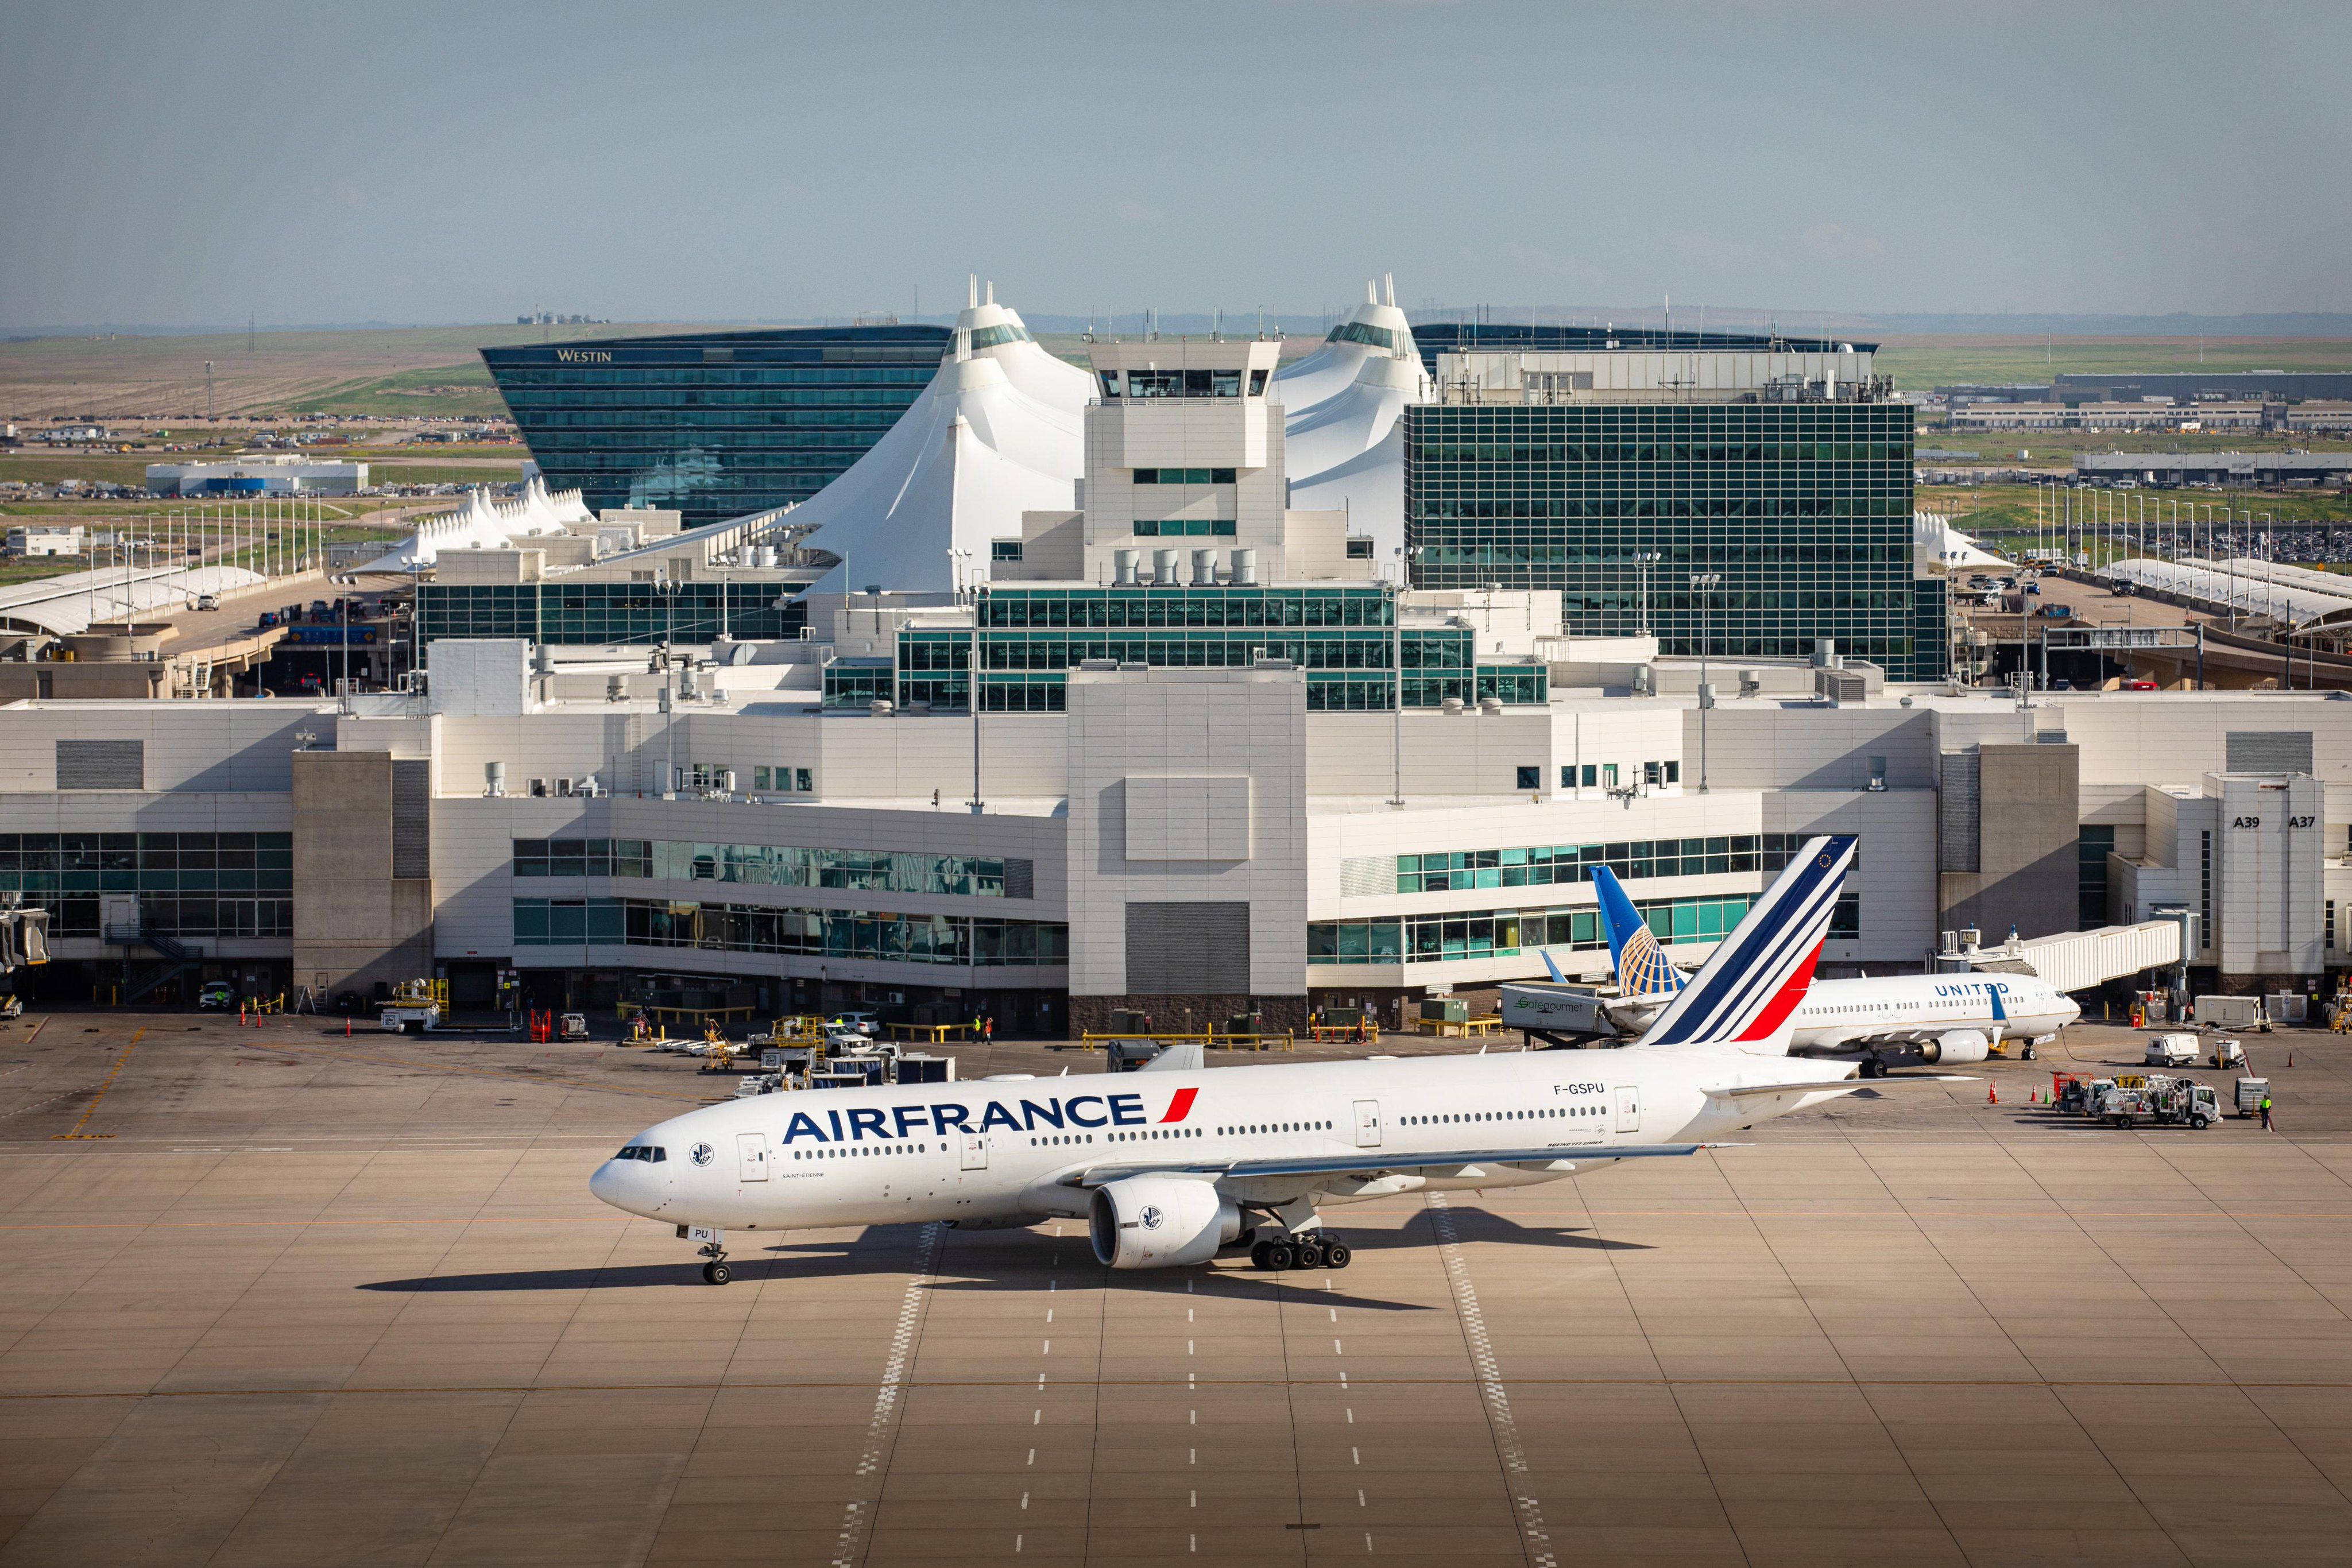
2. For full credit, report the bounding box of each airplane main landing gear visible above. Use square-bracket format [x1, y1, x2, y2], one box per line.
[1249, 1235, 1352, 1272]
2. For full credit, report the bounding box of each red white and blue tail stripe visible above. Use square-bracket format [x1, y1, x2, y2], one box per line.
[1637, 835, 1856, 1048]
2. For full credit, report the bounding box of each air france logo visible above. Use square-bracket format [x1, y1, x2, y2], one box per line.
[1140, 1206, 1165, 1230]
[689, 1143, 715, 1167]
[763, 1090, 1197, 1148]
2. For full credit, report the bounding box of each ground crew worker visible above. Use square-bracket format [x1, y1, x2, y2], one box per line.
[2261, 1094, 2273, 1130]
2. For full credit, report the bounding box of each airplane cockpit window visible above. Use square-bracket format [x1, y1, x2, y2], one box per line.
[613, 1145, 667, 1163]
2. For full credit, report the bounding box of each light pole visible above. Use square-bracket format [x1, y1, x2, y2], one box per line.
[1631, 549, 1660, 636]
[1690, 571, 1722, 793]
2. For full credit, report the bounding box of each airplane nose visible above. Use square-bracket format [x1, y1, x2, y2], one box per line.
[588, 1160, 624, 1209]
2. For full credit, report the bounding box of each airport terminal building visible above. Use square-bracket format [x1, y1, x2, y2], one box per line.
[0, 677, 2342, 1028]
[480, 324, 951, 529]
[3, 298, 2337, 1027]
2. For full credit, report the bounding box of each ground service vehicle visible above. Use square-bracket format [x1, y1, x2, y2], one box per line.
[378, 979, 443, 1035]
[559, 1013, 590, 1040]
[196, 981, 234, 1010]
[2094, 1074, 2219, 1129]
[2195, 994, 2268, 1031]
[2210, 1038, 2245, 1068]
[2145, 1034, 2198, 1067]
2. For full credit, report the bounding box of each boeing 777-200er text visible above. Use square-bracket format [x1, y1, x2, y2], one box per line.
[592, 835, 1959, 1283]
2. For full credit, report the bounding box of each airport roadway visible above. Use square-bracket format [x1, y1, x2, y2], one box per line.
[2, 1013, 2350, 1565]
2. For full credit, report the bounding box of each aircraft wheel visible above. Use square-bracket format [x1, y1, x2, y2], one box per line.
[1250, 1242, 1272, 1271]
[1324, 1241, 1352, 1270]
[1292, 1240, 1324, 1271]
[2021, 1044, 2037, 1060]
[702, 1261, 732, 1286]
[1264, 1242, 1295, 1273]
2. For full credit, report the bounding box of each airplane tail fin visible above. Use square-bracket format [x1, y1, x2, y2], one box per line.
[1637, 835, 1857, 1050]
[1592, 864, 1684, 999]
[1538, 948, 1565, 984]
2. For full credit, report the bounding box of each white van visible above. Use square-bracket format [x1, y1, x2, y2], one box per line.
[2145, 1033, 2198, 1067]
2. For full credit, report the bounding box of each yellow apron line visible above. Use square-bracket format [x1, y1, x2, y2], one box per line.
[51, 1025, 142, 1140]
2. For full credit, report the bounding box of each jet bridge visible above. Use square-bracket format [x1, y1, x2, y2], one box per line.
[1937, 918, 2184, 995]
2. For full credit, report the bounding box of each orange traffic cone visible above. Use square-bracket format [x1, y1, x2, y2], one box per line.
[1987, 1083, 1999, 1105]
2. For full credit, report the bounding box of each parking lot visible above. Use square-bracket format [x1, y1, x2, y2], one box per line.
[2, 1011, 2349, 1565]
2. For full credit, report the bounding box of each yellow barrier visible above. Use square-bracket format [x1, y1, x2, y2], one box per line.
[886, 1021, 976, 1044]
[1078, 1029, 1295, 1053]
[1415, 1015, 1504, 1038]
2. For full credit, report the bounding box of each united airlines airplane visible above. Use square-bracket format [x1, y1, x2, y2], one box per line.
[593, 836, 1958, 1284]
[1584, 862, 2079, 1074]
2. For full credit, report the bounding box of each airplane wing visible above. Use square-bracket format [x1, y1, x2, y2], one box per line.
[1706, 1074, 1976, 1099]
[1065, 1144, 1710, 1188]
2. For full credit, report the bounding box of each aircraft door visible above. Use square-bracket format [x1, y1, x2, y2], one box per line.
[736, 1132, 769, 1182]
[1614, 1085, 1641, 1133]
[961, 1132, 989, 1171]
[1353, 1099, 1382, 1148]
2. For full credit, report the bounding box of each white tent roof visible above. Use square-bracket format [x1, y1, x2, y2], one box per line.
[2106, 556, 2352, 628]
[0, 563, 265, 636]
[352, 477, 594, 572]
[795, 283, 1088, 596]
[1913, 513, 2008, 573]
[1272, 276, 1419, 412]
[1271, 277, 1429, 563]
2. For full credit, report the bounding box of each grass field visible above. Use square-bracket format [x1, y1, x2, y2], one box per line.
[1874, 335, 2352, 390]
[1917, 428, 2352, 464]
[0, 322, 731, 421]
[1922, 480, 2352, 563]
[252, 365, 510, 420]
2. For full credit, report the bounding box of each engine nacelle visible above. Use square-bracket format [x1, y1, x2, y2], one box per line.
[1088, 1176, 1242, 1270]
[1920, 1029, 1990, 1066]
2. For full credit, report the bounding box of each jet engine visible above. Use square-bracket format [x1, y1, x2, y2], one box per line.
[1088, 1176, 1242, 1270]
[1918, 1029, 1990, 1066]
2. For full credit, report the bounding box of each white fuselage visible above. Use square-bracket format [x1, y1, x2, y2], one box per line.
[1786, 972, 2078, 1052]
[589, 1049, 1855, 1236]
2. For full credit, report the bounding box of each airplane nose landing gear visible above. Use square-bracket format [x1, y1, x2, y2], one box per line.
[684, 1225, 731, 1284]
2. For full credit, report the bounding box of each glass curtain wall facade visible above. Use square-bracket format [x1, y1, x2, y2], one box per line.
[482, 326, 950, 529]
[0, 832, 293, 939]
[417, 580, 806, 646]
[1402, 401, 1939, 679]
[512, 898, 1067, 967]
[1409, 323, 1849, 379]
[892, 586, 1546, 714]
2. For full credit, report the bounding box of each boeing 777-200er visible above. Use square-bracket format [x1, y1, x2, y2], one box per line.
[592, 835, 1959, 1283]
[1581, 862, 2080, 1073]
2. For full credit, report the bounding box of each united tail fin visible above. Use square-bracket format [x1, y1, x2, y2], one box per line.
[1637, 835, 1857, 1050]
[1592, 864, 1685, 999]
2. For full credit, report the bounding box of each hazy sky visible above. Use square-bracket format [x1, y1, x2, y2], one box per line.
[4, 0, 2346, 328]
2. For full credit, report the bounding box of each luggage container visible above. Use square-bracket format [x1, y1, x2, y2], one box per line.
[2235, 1077, 2270, 1118]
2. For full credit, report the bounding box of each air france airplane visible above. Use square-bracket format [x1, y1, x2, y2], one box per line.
[593, 836, 1956, 1284]
[1584, 862, 2079, 1074]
